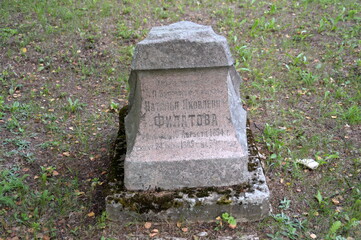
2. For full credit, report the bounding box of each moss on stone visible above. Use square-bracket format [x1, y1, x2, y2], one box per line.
[195, 189, 211, 198]
[216, 196, 232, 205]
[246, 119, 261, 172]
[181, 188, 196, 198]
[107, 105, 128, 192]
[110, 192, 184, 213]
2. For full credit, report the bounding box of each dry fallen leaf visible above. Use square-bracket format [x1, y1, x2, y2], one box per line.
[87, 211, 95, 217]
[62, 152, 70, 157]
[74, 190, 85, 196]
[181, 227, 188, 232]
[151, 229, 159, 233]
[144, 222, 152, 229]
[332, 198, 340, 205]
[176, 222, 182, 228]
[229, 223, 237, 229]
[335, 206, 343, 213]
[149, 232, 158, 238]
[197, 232, 208, 237]
[52, 170, 59, 176]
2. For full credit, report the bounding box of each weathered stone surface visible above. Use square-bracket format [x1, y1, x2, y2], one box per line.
[124, 21, 249, 191]
[125, 67, 248, 190]
[131, 21, 234, 70]
[107, 138, 270, 222]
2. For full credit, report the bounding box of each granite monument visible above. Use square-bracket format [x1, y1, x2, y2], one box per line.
[106, 21, 270, 222]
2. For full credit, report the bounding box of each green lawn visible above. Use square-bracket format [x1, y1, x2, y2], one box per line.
[0, 0, 360, 239]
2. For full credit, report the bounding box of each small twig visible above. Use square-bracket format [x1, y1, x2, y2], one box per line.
[253, 122, 263, 133]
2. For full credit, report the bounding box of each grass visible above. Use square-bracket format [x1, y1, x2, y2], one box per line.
[0, 0, 360, 239]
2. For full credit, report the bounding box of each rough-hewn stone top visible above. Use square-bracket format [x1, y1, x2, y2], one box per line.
[131, 21, 234, 70]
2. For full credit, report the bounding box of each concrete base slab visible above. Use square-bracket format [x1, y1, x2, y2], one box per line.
[106, 165, 269, 223]
[106, 119, 270, 223]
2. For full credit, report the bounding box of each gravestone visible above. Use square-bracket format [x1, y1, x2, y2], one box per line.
[125, 21, 248, 190]
[106, 21, 270, 222]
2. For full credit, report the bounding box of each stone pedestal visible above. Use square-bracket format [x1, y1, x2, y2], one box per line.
[125, 21, 249, 190]
[106, 21, 270, 222]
